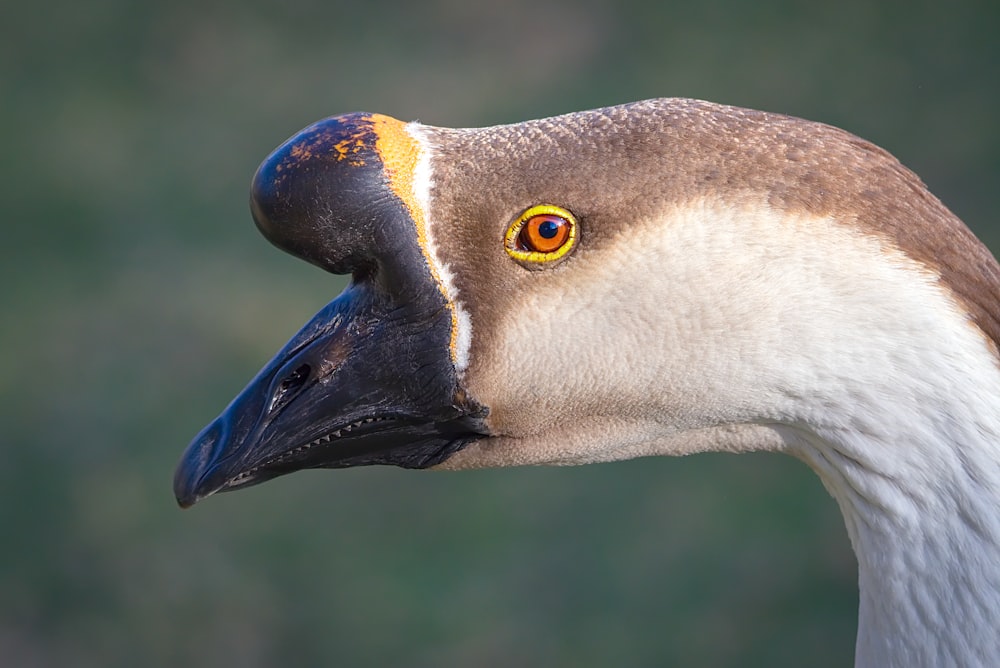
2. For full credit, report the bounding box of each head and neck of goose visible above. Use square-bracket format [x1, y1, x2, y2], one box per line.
[174, 99, 1000, 667]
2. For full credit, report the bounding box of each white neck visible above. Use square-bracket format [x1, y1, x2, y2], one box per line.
[708, 202, 1000, 666]
[793, 392, 1000, 667]
[714, 202, 1000, 666]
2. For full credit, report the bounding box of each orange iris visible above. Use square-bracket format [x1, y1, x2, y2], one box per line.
[518, 214, 571, 253]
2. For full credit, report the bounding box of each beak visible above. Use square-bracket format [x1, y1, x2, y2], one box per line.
[174, 111, 489, 507]
[173, 281, 488, 508]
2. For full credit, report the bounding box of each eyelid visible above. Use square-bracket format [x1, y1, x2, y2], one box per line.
[504, 204, 578, 268]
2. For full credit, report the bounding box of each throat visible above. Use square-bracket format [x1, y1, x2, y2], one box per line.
[792, 402, 1000, 667]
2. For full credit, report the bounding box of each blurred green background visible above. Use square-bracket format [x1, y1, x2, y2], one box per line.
[4, 0, 998, 665]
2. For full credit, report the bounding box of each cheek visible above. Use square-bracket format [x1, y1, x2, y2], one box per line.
[466, 304, 637, 437]
[462, 281, 750, 439]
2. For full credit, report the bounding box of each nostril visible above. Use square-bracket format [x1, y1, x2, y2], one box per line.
[282, 364, 311, 390]
[270, 364, 311, 412]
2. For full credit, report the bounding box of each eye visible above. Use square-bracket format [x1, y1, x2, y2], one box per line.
[504, 204, 578, 267]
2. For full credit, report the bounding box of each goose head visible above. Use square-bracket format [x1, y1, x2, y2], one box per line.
[174, 99, 1000, 664]
[175, 98, 1000, 498]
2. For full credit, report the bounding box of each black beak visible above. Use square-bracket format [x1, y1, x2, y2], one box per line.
[173, 112, 488, 508]
[173, 281, 487, 508]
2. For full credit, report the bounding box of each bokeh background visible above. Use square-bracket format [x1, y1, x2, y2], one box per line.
[4, 0, 998, 666]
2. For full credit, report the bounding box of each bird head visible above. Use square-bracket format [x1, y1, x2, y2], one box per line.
[173, 99, 1000, 507]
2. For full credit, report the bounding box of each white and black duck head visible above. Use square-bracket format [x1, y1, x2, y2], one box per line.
[174, 100, 1000, 667]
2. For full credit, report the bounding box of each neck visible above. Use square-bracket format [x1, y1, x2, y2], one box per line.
[791, 367, 1000, 667]
[659, 201, 1000, 665]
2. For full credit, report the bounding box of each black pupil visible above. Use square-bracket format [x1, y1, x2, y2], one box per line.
[538, 219, 560, 239]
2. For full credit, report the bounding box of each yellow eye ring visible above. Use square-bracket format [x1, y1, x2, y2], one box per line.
[504, 204, 578, 267]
